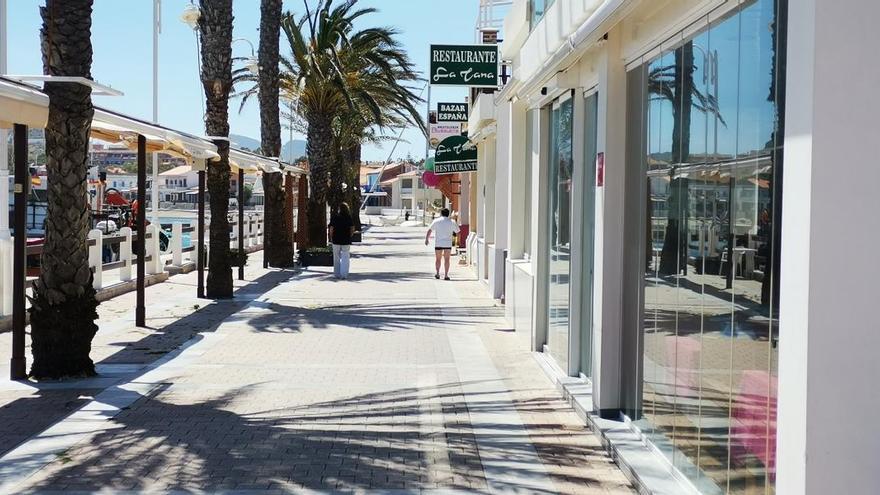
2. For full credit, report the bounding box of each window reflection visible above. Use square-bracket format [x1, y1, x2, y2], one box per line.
[529, 0, 555, 30]
[635, 0, 785, 493]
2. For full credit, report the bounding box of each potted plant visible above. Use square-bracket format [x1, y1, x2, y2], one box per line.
[299, 246, 333, 267]
[229, 248, 248, 267]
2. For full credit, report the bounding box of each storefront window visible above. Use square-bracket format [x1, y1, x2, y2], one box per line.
[547, 94, 573, 370]
[631, 0, 785, 492]
[529, 0, 555, 30]
[580, 92, 598, 377]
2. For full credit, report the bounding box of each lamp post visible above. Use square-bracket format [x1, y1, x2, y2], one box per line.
[151, 0, 161, 227]
[233, 38, 259, 77]
[0, 0, 12, 316]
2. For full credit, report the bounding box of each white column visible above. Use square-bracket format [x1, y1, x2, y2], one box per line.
[88, 229, 103, 290]
[507, 100, 528, 259]
[119, 227, 133, 281]
[145, 224, 162, 275]
[483, 138, 496, 245]
[591, 27, 627, 412]
[171, 223, 183, 266]
[777, 1, 880, 493]
[493, 103, 510, 251]
[529, 106, 551, 352]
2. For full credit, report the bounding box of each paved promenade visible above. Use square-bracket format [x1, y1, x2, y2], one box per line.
[0, 225, 632, 494]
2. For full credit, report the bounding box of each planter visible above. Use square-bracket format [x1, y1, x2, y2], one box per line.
[229, 248, 248, 267]
[299, 249, 333, 267]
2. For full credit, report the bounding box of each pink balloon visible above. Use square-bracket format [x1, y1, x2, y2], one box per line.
[422, 171, 440, 187]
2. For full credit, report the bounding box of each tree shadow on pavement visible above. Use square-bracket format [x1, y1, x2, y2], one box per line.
[236, 301, 504, 333]
[0, 268, 295, 459]
[17, 380, 619, 493]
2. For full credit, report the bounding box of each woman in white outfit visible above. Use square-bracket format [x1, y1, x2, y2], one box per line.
[424, 208, 459, 280]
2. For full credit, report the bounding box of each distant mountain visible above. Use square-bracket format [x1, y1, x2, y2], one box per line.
[229, 133, 306, 162]
[281, 139, 307, 162]
[229, 134, 261, 152]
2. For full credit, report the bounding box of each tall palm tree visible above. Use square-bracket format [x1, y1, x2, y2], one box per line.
[29, 0, 99, 379]
[256, 0, 292, 267]
[199, 0, 234, 297]
[280, 0, 425, 245]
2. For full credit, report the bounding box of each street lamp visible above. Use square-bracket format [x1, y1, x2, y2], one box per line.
[233, 38, 259, 76]
[180, 4, 200, 29]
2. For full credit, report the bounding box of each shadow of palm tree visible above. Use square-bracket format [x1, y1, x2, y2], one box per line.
[20, 379, 619, 493]
[0, 269, 296, 459]
[231, 301, 505, 333]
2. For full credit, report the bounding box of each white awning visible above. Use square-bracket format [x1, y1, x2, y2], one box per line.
[91, 108, 220, 163]
[228, 148, 273, 173]
[0, 77, 49, 129]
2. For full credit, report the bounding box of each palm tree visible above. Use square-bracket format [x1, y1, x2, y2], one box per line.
[198, 0, 234, 297]
[29, 0, 99, 379]
[256, 0, 292, 267]
[280, 0, 425, 245]
[649, 42, 725, 275]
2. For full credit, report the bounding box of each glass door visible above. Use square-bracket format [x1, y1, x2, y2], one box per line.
[547, 93, 574, 371]
[579, 91, 599, 377]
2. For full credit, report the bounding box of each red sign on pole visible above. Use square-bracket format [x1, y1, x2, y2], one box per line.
[596, 152, 605, 187]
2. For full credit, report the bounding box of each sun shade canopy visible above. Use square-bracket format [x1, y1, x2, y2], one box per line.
[226, 147, 308, 175]
[0, 77, 49, 129]
[91, 108, 220, 163]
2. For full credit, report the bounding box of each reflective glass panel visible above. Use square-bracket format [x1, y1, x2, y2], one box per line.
[634, 1, 785, 493]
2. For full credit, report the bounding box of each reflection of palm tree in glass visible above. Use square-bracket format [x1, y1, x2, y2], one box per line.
[650, 42, 725, 275]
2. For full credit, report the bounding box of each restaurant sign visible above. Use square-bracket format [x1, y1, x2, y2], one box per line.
[429, 123, 462, 149]
[437, 102, 469, 123]
[430, 44, 498, 87]
[434, 135, 477, 174]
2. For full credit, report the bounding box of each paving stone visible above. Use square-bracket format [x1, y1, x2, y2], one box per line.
[0, 226, 633, 494]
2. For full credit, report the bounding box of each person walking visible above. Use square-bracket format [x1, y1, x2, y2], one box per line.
[328, 202, 355, 279]
[425, 207, 459, 280]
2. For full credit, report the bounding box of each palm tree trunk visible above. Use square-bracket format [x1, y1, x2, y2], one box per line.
[199, 0, 234, 298]
[258, 0, 291, 267]
[659, 43, 694, 276]
[306, 116, 332, 246]
[29, 0, 99, 379]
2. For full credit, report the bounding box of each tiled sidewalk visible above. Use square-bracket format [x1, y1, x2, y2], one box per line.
[0, 226, 632, 494]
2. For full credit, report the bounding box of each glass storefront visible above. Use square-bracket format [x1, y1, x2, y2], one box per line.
[547, 94, 574, 370]
[626, 0, 786, 493]
[579, 92, 599, 377]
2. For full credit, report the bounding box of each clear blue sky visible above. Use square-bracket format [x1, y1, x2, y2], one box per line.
[5, 0, 478, 162]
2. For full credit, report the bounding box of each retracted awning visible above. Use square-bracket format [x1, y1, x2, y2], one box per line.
[0, 77, 49, 129]
[91, 107, 220, 163]
[228, 148, 270, 173]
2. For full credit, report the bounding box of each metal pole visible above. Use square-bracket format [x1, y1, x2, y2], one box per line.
[0, 0, 11, 317]
[238, 168, 244, 280]
[151, 0, 161, 226]
[136, 135, 146, 327]
[197, 169, 205, 298]
[262, 172, 269, 269]
[10, 123, 27, 380]
[418, 84, 432, 222]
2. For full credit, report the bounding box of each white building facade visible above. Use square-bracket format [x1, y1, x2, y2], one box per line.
[466, 0, 880, 494]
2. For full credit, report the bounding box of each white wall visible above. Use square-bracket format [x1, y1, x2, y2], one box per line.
[590, 25, 626, 411]
[777, 0, 880, 493]
[516, 0, 604, 84]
